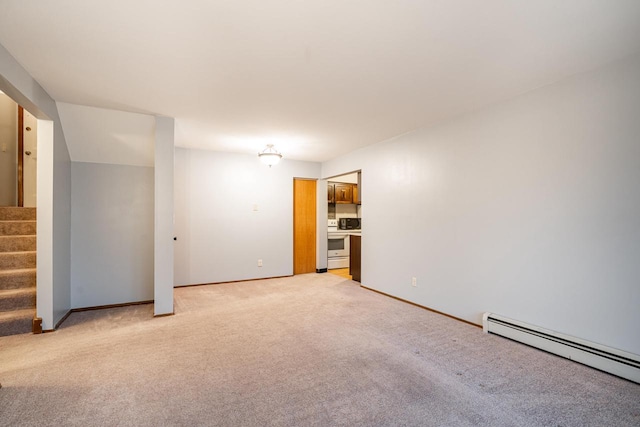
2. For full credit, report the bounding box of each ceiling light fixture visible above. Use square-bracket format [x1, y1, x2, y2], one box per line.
[258, 144, 282, 167]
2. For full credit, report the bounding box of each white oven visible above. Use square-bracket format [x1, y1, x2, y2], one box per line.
[328, 217, 350, 269]
[328, 218, 361, 269]
[328, 233, 350, 258]
[328, 232, 350, 269]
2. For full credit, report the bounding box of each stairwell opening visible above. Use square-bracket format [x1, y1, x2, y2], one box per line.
[0, 91, 39, 336]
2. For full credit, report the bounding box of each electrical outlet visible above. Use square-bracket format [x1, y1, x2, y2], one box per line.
[411, 277, 417, 287]
[258, 259, 263, 267]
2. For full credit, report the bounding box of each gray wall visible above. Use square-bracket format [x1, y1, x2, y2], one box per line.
[52, 116, 72, 324]
[71, 162, 154, 308]
[323, 53, 640, 355]
[174, 148, 321, 286]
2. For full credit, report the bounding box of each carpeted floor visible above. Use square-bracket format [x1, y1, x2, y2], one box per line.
[0, 273, 639, 426]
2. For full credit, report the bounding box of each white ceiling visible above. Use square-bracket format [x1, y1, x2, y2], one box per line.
[1, 1, 639, 162]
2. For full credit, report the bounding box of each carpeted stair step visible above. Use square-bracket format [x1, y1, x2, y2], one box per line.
[0, 268, 36, 290]
[0, 235, 36, 252]
[0, 251, 37, 269]
[0, 220, 37, 236]
[0, 208, 37, 336]
[0, 207, 36, 221]
[0, 288, 36, 311]
[0, 308, 35, 336]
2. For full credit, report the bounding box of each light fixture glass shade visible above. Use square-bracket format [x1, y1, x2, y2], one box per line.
[258, 144, 282, 166]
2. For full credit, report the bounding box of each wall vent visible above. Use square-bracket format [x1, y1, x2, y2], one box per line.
[483, 312, 640, 384]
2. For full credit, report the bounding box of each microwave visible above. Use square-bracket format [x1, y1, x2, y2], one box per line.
[338, 218, 361, 230]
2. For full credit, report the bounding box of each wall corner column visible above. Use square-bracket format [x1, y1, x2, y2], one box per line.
[36, 119, 54, 329]
[316, 179, 328, 271]
[154, 116, 174, 316]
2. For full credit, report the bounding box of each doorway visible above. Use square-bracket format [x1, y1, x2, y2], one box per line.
[326, 171, 362, 281]
[293, 178, 317, 274]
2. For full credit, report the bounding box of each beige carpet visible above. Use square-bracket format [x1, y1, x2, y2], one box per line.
[1, 273, 639, 426]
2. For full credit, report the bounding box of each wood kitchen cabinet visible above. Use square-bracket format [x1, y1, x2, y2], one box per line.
[335, 183, 353, 204]
[328, 182, 359, 204]
[327, 183, 335, 203]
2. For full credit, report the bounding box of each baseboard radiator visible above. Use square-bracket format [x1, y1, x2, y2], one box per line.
[483, 312, 640, 384]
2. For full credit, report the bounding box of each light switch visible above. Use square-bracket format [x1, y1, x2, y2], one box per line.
[252, 204, 258, 211]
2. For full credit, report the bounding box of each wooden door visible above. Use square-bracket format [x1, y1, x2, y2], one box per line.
[293, 179, 317, 274]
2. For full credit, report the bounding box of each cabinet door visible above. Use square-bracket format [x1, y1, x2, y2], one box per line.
[335, 183, 353, 204]
[350, 234, 361, 282]
[327, 183, 335, 203]
[352, 184, 358, 204]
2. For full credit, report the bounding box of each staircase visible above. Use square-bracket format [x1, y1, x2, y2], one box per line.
[0, 207, 37, 336]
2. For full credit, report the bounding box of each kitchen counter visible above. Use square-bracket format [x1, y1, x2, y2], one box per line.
[328, 229, 361, 235]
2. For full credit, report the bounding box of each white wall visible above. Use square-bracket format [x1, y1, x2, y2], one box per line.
[329, 172, 358, 184]
[335, 204, 359, 219]
[0, 42, 72, 330]
[23, 109, 38, 207]
[71, 162, 154, 308]
[174, 148, 321, 285]
[322, 53, 640, 356]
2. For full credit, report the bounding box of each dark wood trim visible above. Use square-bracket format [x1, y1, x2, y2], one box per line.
[153, 312, 175, 318]
[17, 106, 24, 207]
[32, 316, 42, 334]
[359, 285, 482, 328]
[52, 300, 154, 329]
[174, 275, 293, 288]
[54, 310, 72, 330]
[71, 300, 154, 313]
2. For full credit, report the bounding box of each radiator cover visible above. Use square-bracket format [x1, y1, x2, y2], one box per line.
[483, 312, 640, 384]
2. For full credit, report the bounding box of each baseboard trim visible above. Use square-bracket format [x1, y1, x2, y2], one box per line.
[153, 312, 175, 318]
[71, 300, 154, 313]
[359, 285, 481, 329]
[174, 275, 294, 288]
[54, 300, 155, 329]
[54, 310, 72, 330]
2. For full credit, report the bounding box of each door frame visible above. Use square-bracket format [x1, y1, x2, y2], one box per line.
[17, 105, 24, 206]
